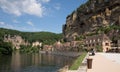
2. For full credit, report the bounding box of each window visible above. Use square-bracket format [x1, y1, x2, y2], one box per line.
[105, 43, 109, 46]
[90, 40, 92, 43]
[89, 44, 91, 47]
[96, 43, 99, 45]
[92, 44, 94, 46]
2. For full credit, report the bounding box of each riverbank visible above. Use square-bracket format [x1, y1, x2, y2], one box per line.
[66, 52, 88, 72]
[57, 52, 88, 72]
[40, 51, 82, 57]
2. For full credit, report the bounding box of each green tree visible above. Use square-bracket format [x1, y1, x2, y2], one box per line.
[95, 45, 102, 52]
[0, 41, 13, 55]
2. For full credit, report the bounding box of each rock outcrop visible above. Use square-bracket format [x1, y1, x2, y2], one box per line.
[4, 35, 30, 49]
[63, 0, 120, 41]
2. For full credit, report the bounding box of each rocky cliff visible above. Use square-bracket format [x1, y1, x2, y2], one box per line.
[4, 35, 30, 49]
[63, 0, 120, 42]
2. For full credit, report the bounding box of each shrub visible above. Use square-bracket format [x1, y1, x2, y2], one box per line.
[96, 45, 103, 52]
[0, 41, 13, 55]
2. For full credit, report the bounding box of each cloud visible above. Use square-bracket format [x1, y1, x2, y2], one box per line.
[41, 0, 50, 3]
[27, 21, 34, 26]
[20, 26, 42, 32]
[13, 19, 19, 23]
[0, 21, 5, 25]
[0, 0, 46, 17]
[0, 21, 41, 32]
[54, 3, 61, 10]
[5, 24, 14, 29]
[0, 21, 14, 29]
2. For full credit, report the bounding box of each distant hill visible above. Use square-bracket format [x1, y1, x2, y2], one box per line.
[0, 28, 62, 45]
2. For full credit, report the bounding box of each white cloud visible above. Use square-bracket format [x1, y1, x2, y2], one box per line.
[5, 24, 14, 29]
[0, 21, 14, 29]
[0, 0, 46, 17]
[54, 3, 61, 10]
[41, 0, 50, 3]
[27, 21, 34, 26]
[13, 19, 19, 23]
[20, 27, 42, 32]
[0, 21, 41, 32]
[0, 21, 5, 25]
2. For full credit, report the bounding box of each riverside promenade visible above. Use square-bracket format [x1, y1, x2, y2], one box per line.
[87, 53, 120, 72]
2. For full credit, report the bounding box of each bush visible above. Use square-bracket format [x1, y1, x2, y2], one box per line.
[96, 45, 103, 52]
[20, 45, 39, 53]
[0, 41, 13, 55]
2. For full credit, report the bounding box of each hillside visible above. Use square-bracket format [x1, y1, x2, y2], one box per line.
[63, 0, 120, 42]
[0, 28, 62, 45]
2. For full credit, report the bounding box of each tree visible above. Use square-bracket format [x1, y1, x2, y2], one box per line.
[0, 41, 13, 55]
[95, 45, 102, 52]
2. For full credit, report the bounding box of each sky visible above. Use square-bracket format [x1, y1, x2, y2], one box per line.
[0, 0, 87, 33]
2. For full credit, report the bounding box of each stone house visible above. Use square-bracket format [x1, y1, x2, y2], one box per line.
[32, 41, 42, 47]
[112, 40, 120, 49]
[43, 45, 53, 51]
[53, 41, 63, 51]
[118, 40, 120, 47]
[53, 41, 82, 52]
[84, 33, 111, 52]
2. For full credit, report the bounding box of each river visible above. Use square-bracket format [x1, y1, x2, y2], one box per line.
[0, 52, 77, 72]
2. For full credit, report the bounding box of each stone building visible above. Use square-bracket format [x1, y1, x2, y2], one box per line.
[32, 41, 42, 47]
[4, 35, 29, 49]
[53, 41, 63, 51]
[117, 40, 120, 48]
[84, 33, 111, 52]
[53, 41, 82, 52]
[43, 45, 53, 51]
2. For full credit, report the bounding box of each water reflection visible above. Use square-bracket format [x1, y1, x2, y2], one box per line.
[0, 52, 76, 72]
[0, 55, 12, 72]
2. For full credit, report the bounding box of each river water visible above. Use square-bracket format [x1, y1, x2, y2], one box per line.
[0, 52, 76, 72]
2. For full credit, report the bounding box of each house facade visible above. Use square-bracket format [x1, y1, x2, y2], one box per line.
[117, 40, 120, 47]
[32, 41, 42, 47]
[84, 33, 111, 52]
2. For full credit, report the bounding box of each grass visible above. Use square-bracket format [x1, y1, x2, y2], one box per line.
[69, 52, 87, 70]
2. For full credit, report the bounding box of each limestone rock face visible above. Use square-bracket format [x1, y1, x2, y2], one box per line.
[63, 0, 120, 42]
[4, 35, 30, 49]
